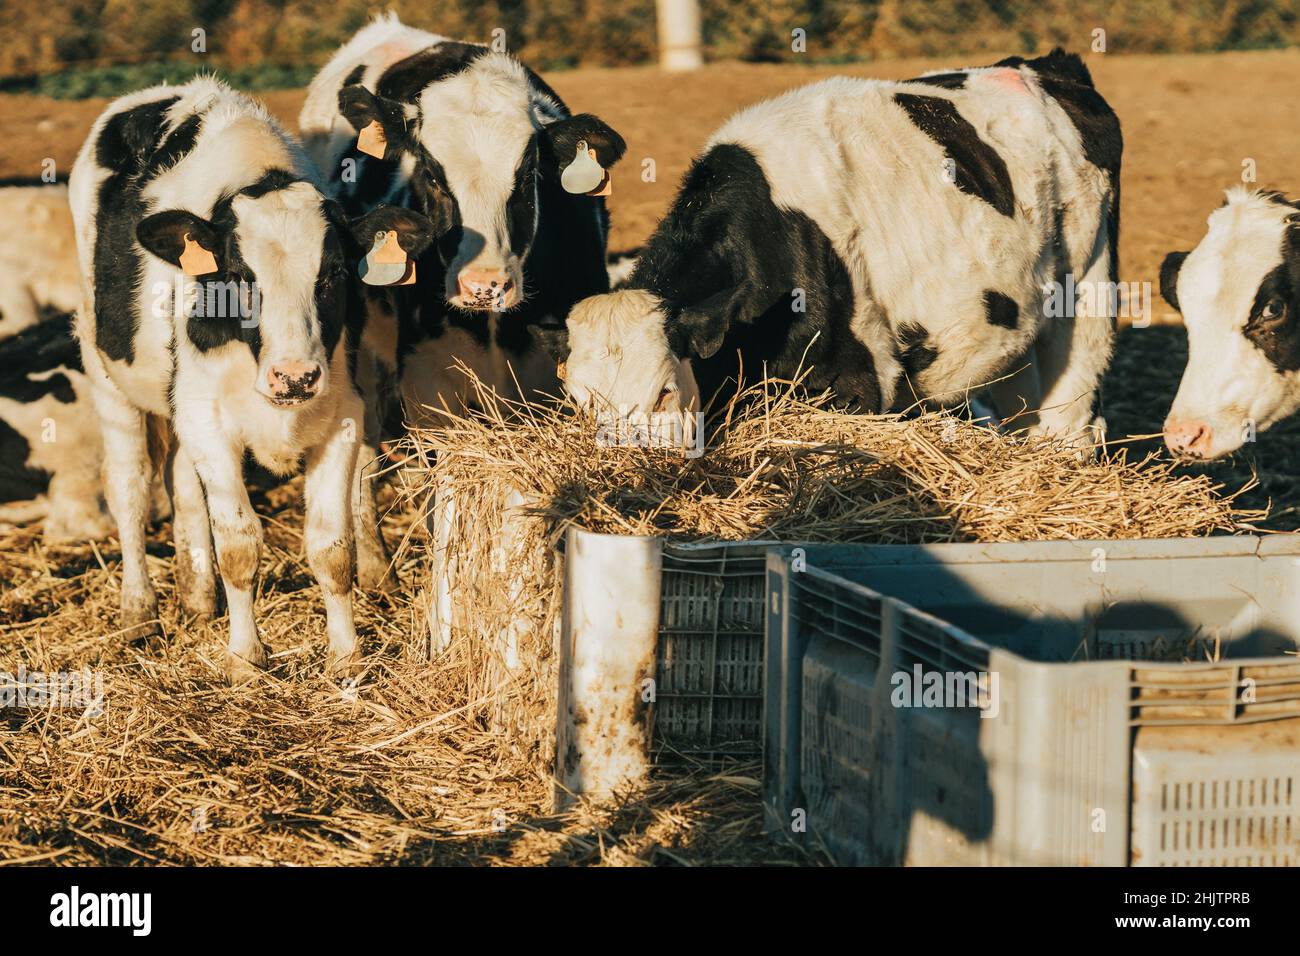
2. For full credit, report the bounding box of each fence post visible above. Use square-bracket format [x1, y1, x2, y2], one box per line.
[656, 0, 703, 71]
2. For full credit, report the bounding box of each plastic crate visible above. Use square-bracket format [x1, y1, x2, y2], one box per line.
[764, 535, 1300, 866]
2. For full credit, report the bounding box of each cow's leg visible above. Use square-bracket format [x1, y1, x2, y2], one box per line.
[188, 439, 267, 683]
[167, 442, 218, 621]
[85, 363, 159, 638]
[305, 408, 362, 678]
[1030, 218, 1116, 454]
[352, 441, 396, 591]
[351, 351, 398, 592]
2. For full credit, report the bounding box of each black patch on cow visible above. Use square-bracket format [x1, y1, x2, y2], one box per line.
[894, 93, 1016, 218]
[377, 42, 492, 102]
[983, 290, 1019, 329]
[1159, 251, 1188, 312]
[629, 143, 880, 412]
[0, 418, 49, 502]
[238, 168, 304, 199]
[1242, 228, 1300, 372]
[342, 64, 366, 88]
[897, 321, 939, 378]
[91, 96, 184, 363]
[994, 48, 1095, 87]
[0, 311, 81, 405]
[908, 71, 967, 89]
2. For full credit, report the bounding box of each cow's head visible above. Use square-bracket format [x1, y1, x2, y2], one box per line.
[337, 49, 625, 312]
[1159, 188, 1300, 459]
[137, 175, 440, 407]
[562, 289, 706, 421]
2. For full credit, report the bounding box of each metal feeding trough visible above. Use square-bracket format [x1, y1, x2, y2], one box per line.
[764, 535, 1300, 866]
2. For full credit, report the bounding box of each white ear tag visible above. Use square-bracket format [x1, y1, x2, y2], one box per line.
[359, 230, 415, 286]
[561, 140, 607, 195]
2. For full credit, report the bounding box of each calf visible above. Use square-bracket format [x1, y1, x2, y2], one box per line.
[299, 13, 625, 586]
[562, 51, 1121, 451]
[69, 78, 437, 681]
[1159, 188, 1300, 459]
[0, 311, 114, 540]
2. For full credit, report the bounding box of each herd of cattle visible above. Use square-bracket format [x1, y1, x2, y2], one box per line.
[2, 13, 1299, 680]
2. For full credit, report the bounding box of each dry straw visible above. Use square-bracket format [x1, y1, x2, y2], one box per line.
[398, 370, 1258, 785]
[0, 370, 1258, 865]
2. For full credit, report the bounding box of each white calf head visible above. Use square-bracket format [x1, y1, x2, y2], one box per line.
[338, 47, 624, 313]
[563, 289, 701, 421]
[137, 176, 439, 406]
[1160, 188, 1300, 459]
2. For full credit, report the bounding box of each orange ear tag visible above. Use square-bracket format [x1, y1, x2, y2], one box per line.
[179, 233, 218, 276]
[360, 230, 417, 286]
[586, 149, 612, 197]
[357, 120, 387, 159]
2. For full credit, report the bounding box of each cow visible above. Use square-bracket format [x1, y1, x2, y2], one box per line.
[0, 179, 82, 338]
[1159, 188, 1300, 459]
[68, 77, 439, 682]
[561, 50, 1122, 454]
[299, 13, 626, 586]
[0, 311, 115, 540]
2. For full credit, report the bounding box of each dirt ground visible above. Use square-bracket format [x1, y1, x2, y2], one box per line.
[5, 49, 1300, 283]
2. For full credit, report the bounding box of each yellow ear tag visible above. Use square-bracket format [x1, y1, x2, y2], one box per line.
[555, 360, 567, 381]
[179, 233, 218, 276]
[357, 120, 387, 159]
[586, 148, 612, 197]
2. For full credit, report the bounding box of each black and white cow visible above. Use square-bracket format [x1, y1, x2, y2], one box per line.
[1159, 188, 1300, 459]
[0, 311, 115, 540]
[0, 181, 118, 540]
[562, 50, 1122, 451]
[69, 77, 439, 681]
[299, 13, 625, 587]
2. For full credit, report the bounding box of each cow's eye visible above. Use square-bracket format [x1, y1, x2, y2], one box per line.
[1261, 298, 1285, 321]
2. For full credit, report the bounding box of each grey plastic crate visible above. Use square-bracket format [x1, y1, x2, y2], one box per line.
[653, 541, 772, 757]
[765, 535, 1300, 866]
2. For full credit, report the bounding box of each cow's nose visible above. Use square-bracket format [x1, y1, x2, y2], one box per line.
[266, 361, 323, 403]
[457, 268, 513, 307]
[1164, 419, 1213, 457]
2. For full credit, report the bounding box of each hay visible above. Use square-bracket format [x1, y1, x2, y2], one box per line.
[0, 484, 810, 865]
[399, 372, 1259, 779]
[0, 370, 1260, 866]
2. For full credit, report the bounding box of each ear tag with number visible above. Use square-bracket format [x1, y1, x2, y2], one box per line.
[359, 230, 416, 286]
[561, 140, 607, 195]
[357, 120, 387, 159]
[179, 233, 218, 276]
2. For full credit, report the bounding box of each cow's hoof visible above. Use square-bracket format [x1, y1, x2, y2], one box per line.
[120, 601, 163, 643]
[326, 647, 362, 681]
[177, 584, 219, 623]
[225, 644, 268, 685]
[356, 558, 398, 593]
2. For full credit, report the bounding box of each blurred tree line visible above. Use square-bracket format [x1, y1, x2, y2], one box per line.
[1, 0, 1297, 95]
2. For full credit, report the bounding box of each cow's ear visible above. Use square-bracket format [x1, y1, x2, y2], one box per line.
[540, 114, 627, 193]
[136, 210, 225, 275]
[1160, 251, 1189, 312]
[670, 290, 735, 360]
[338, 84, 409, 159]
[348, 205, 441, 260]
